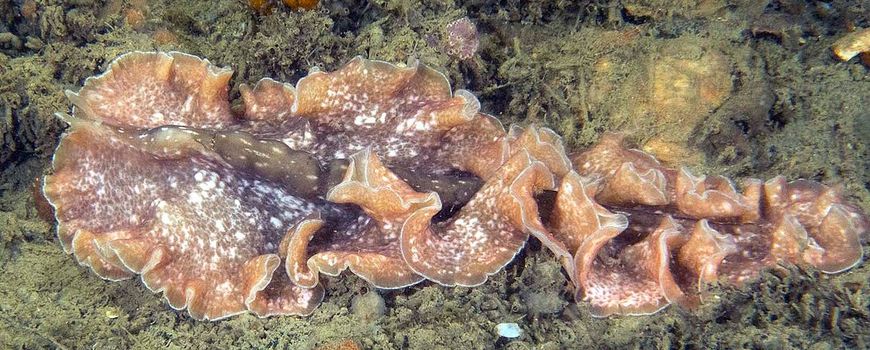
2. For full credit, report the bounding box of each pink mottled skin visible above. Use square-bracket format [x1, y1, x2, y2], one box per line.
[43, 52, 867, 321]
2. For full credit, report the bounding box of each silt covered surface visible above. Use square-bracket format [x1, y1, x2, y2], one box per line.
[0, 0, 868, 348]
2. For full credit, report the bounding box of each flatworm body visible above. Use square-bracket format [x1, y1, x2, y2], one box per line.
[43, 52, 867, 320]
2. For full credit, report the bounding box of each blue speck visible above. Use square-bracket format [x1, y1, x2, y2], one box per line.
[496, 323, 522, 338]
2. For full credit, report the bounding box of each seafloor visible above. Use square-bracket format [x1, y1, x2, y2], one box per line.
[1, 0, 868, 349]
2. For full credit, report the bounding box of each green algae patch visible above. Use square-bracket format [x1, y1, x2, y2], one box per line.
[0, 55, 65, 167]
[752, 42, 870, 210]
[0, 159, 52, 261]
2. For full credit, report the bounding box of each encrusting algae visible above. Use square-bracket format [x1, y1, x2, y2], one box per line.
[249, 0, 319, 14]
[832, 27, 870, 66]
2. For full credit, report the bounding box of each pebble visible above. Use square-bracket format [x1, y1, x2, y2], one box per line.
[496, 322, 522, 338]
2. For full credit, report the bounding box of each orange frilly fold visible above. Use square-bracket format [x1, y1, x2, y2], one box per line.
[548, 133, 867, 316]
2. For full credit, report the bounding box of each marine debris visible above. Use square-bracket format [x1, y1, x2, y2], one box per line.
[42, 51, 868, 321]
